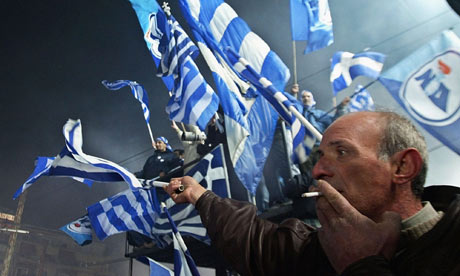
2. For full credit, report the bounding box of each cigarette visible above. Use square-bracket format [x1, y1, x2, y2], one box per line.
[149, 181, 184, 193]
[301, 192, 323, 198]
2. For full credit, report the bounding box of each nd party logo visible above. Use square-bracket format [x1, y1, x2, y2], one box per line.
[401, 50, 460, 126]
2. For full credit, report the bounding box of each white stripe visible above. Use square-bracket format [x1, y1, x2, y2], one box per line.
[239, 32, 270, 73]
[351, 56, 384, 72]
[186, 0, 201, 23]
[209, 3, 237, 44]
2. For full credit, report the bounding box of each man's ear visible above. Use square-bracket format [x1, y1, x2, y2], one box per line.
[391, 148, 423, 184]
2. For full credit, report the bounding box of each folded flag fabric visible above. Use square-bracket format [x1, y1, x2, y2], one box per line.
[179, 0, 290, 195]
[152, 11, 219, 131]
[13, 119, 142, 199]
[101, 80, 151, 124]
[87, 145, 230, 247]
[225, 49, 308, 163]
[161, 203, 200, 276]
[59, 215, 93, 246]
[290, 0, 334, 53]
[128, 0, 174, 91]
[347, 85, 375, 112]
[330, 51, 386, 95]
[379, 30, 460, 155]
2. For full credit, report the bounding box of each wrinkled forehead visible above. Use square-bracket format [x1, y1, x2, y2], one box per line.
[322, 113, 384, 148]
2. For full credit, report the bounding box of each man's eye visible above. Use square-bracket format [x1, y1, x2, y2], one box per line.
[338, 149, 346, 156]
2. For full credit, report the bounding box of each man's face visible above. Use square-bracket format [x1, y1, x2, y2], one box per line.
[301, 91, 313, 106]
[312, 112, 394, 220]
[155, 140, 167, 152]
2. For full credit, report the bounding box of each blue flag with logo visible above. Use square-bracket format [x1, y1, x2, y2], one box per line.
[379, 30, 460, 155]
[290, 0, 334, 53]
[348, 85, 375, 112]
[60, 215, 93, 246]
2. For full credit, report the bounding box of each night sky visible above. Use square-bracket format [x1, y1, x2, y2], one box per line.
[2, 0, 460, 235]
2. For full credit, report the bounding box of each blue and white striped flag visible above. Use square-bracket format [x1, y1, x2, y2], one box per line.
[161, 203, 200, 276]
[87, 187, 158, 241]
[290, 0, 334, 54]
[101, 80, 151, 123]
[87, 145, 229, 246]
[150, 144, 230, 247]
[348, 85, 375, 113]
[226, 49, 307, 163]
[59, 215, 93, 246]
[148, 258, 174, 276]
[330, 51, 385, 95]
[13, 119, 142, 199]
[179, 0, 291, 195]
[152, 12, 219, 131]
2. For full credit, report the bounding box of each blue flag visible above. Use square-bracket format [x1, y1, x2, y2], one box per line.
[348, 85, 375, 112]
[59, 215, 93, 246]
[151, 11, 219, 131]
[290, 0, 334, 53]
[179, 0, 291, 195]
[379, 30, 460, 155]
[148, 258, 174, 276]
[330, 51, 385, 95]
[87, 145, 230, 246]
[128, 0, 174, 91]
[13, 119, 143, 199]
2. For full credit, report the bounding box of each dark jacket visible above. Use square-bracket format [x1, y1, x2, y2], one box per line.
[196, 191, 460, 276]
[135, 150, 181, 180]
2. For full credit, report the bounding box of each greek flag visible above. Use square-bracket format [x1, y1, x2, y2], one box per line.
[379, 30, 460, 155]
[150, 144, 230, 247]
[87, 188, 158, 241]
[162, 203, 200, 276]
[179, 0, 290, 195]
[348, 85, 375, 112]
[128, 0, 174, 91]
[13, 119, 142, 199]
[330, 51, 385, 95]
[152, 11, 219, 131]
[226, 49, 306, 163]
[101, 80, 151, 123]
[59, 215, 93, 246]
[87, 145, 229, 246]
[148, 258, 174, 276]
[290, 0, 334, 53]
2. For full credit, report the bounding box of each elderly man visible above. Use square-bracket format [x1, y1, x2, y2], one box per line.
[164, 111, 460, 275]
[302, 90, 350, 134]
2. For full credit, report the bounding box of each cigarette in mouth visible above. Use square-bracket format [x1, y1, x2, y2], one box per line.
[301, 192, 323, 198]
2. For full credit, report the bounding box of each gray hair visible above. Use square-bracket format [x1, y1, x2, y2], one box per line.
[377, 112, 428, 198]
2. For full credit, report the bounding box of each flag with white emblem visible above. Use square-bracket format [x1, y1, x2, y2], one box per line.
[379, 30, 460, 155]
[347, 85, 375, 112]
[59, 215, 93, 246]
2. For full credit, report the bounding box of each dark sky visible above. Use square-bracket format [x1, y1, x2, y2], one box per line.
[1, 0, 460, 231]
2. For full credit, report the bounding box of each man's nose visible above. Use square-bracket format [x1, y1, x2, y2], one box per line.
[312, 156, 332, 180]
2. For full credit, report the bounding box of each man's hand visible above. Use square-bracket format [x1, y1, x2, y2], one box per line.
[313, 180, 401, 274]
[163, 176, 206, 205]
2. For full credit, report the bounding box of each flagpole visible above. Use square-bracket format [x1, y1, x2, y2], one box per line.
[146, 123, 155, 147]
[1, 191, 27, 276]
[292, 41, 297, 84]
[319, 79, 378, 120]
